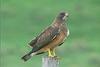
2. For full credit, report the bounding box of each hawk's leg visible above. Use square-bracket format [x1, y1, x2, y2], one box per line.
[47, 49, 55, 57]
[47, 49, 56, 57]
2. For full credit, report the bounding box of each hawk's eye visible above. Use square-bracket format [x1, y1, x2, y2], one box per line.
[60, 12, 66, 16]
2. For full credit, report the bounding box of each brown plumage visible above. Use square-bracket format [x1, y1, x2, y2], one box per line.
[21, 12, 69, 61]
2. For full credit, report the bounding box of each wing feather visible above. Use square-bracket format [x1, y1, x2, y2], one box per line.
[29, 26, 59, 52]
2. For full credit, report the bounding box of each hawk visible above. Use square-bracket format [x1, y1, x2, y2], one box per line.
[21, 12, 69, 61]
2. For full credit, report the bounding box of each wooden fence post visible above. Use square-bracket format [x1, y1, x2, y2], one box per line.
[42, 57, 59, 67]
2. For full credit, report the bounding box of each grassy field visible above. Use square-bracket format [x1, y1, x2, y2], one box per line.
[1, 0, 100, 67]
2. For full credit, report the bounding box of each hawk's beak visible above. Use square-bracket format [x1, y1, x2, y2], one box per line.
[62, 13, 69, 20]
[65, 13, 69, 17]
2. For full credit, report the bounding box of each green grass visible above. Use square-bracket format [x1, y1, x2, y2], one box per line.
[1, 0, 100, 67]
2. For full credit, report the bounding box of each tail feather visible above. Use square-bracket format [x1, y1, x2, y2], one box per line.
[21, 54, 32, 61]
[21, 52, 37, 61]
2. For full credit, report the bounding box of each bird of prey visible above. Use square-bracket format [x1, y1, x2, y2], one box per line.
[21, 12, 69, 61]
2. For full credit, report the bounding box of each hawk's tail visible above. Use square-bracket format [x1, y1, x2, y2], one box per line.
[21, 51, 36, 61]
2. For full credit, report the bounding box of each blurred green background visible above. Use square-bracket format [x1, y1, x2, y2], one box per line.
[0, 0, 100, 67]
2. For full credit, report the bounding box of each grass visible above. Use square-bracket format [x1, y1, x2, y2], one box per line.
[0, 0, 100, 67]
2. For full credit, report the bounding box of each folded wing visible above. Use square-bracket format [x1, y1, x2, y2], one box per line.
[29, 26, 59, 52]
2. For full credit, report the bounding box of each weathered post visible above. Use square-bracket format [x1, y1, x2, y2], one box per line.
[42, 57, 59, 67]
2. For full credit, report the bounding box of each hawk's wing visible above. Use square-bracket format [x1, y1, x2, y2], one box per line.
[29, 37, 38, 47]
[29, 26, 59, 52]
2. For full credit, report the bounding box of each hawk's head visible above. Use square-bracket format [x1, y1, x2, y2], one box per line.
[57, 12, 69, 21]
